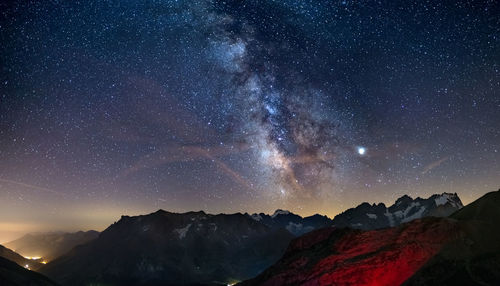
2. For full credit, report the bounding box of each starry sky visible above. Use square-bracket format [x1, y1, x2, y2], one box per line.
[0, 0, 499, 242]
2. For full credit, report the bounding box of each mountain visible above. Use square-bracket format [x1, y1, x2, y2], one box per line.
[239, 217, 459, 286]
[248, 193, 463, 236]
[0, 244, 43, 270]
[0, 256, 59, 286]
[449, 189, 500, 223]
[5, 230, 99, 262]
[40, 210, 294, 286]
[404, 189, 500, 285]
[331, 192, 463, 230]
[248, 210, 333, 236]
[240, 189, 500, 286]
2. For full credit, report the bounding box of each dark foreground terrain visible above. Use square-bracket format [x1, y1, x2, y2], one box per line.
[0, 256, 58, 286]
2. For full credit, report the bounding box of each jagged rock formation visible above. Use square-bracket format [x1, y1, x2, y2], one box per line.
[332, 193, 463, 230]
[248, 209, 333, 236]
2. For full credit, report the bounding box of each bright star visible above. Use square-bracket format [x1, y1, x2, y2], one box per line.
[357, 147, 366, 155]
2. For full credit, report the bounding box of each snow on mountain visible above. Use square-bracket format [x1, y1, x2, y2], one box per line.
[384, 209, 395, 227]
[173, 223, 192, 239]
[332, 193, 463, 230]
[271, 209, 290, 218]
[251, 214, 262, 221]
[247, 210, 333, 236]
[434, 193, 463, 208]
[401, 206, 426, 223]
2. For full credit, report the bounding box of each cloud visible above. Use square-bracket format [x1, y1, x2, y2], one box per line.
[0, 178, 68, 198]
[421, 157, 450, 174]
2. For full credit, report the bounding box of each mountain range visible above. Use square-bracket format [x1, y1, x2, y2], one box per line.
[5, 230, 99, 262]
[0, 191, 480, 286]
[35, 192, 463, 286]
[247, 210, 333, 236]
[39, 211, 294, 286]
[240, 189, 500, 285]
[246, 192, 463, 235]
[331, 192, 463, 230]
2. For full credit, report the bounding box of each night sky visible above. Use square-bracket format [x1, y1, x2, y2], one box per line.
[1, 0, 499, 242]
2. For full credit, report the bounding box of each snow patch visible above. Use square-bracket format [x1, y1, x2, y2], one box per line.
[173, 224, 192, 239]
[435, 195, 448, 206]
[402, 206, 426, 223]
[366, 213, 377, 219]
[393, 210, 404, 219]
[434, 193, 463, 208]
[209, 223, 217, 232]
[251, 214, 262, 221]
[272, 209, 290, 218]
[286, 222, 303, 233]
[403, 202, 420, 217]
[384, 209, 395, 227]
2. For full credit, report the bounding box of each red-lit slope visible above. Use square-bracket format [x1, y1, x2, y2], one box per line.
[240, 217, 459, 286]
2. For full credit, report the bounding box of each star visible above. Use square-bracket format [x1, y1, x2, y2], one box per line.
[0, 0, 497, 236]
[357, 147, 366, 156]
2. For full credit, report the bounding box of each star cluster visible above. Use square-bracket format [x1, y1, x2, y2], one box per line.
[0, 0, 499, 241]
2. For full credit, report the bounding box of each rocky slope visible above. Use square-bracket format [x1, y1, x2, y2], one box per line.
[0, 256, 59, 286]
[332, 192, 463, 230]
[5, 230, 99, 262]
[404, 189, 500, 285]
[240, 190, 499, 286]
[249, 193, 463, 235]
[0, 244, 43, 270]
[40, 210, 294, 286]
[240, 217, 459, 286]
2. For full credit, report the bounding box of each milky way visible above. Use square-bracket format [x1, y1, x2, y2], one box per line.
[203, 4, 352, 202]
[0, 0, 499, 240]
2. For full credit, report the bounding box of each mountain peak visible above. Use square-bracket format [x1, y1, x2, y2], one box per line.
[395, 194, 413, 205]
[271, 209, 291, 218]
[433, 192, 463, 209]
[333, 192, 463, 230]
[250, 213, 263, 221]
[451, 189, 500, 222]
